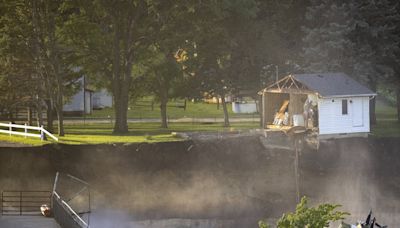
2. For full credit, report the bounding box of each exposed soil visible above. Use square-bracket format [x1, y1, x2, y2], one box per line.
[0, 136, 399, 227]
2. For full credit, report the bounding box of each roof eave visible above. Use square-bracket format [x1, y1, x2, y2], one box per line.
[320, 93, 377, 98]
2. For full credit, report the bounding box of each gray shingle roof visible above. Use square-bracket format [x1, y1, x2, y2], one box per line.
[292, 73, 376, 97]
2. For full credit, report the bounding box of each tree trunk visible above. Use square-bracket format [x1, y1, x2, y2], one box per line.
[46, 99, 54, 132]
[55, 94, 64, 136]
[27, 107, 33, 126]
[111, 52, 132, 134]
[8, 110, 14, 122]
[160, 92, 168, 129]
[56, 110, 64, 136]
[397, 87, 400, 122]
[113, 89, 129, 134]
[36, 100, 43, 127]
[110, 21, 130, 134]
[221, 95, 230, 127]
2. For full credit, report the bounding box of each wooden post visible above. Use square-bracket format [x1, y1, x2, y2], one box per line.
[51, 172, 59, 209]
[294, 138, 300, 203]
[40, 125, 44, 141]
[27, 107, 33, 126]
[88, 187, 91, 227]
[24, 123, 27, 138]
[20, 191, 22, 215]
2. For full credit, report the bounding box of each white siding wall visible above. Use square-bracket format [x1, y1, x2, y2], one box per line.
[232, 102, 257, 113]
[318, 97, 370, 135]
[63, 88, 84, 112]
[93, 89, 113, 108]
[84, 91, 92, 114]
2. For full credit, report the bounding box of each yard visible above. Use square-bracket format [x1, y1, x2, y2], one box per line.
[371, 101, 400, 137]
[0, 122, 259, 146]
[89, 99, 256, 119]
[0, 99, 398, 146]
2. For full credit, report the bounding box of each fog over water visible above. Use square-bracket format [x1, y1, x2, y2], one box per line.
[0, 136, 399, 227]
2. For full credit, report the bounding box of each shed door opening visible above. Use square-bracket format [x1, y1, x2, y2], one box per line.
[352, 98, 364, 127]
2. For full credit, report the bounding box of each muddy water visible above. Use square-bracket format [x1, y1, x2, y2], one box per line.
[0, 137, 399, 227]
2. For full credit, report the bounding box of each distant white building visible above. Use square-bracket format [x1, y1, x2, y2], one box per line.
[93, 89, 113, 109]
[63, 77, 112, 115]
[232, 101, 258, 114]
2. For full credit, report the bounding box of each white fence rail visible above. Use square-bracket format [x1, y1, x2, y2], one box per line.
[0, 122, 58, 141]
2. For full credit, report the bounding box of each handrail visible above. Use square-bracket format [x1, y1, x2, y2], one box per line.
[1, 190, 51, 216]
[0, 123, 42, 130]
[53, 191, 89, 228]
[0, 122, 58, 142]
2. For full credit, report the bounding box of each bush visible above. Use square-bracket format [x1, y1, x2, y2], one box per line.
[259, 196, 349, 228]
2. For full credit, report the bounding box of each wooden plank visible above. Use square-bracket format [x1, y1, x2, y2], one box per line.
[0, 123, 42, 131]
[289, 94, 307, 125]
[41, 128, 58, 141]
[266, 88, 315, 94]
[0, 130, 41, 138]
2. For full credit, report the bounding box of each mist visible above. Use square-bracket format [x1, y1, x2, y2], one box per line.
[1, 136, 400, 227]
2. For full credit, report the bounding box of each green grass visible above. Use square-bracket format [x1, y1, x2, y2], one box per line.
[0, 122, 259, 146]
[371, 101, 400, 137]
[0, 134, 49, 146]
[1, 99, 397, 146]
[89, 100, 256, 119]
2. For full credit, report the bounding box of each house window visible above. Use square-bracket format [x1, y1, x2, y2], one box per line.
[342, 99, 348, 115]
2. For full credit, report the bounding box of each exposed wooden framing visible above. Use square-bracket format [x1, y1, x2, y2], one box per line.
[262, 75, 313, 95]
[291, 77, 299, 88]
[281, 76, 292, 89]
[267, 88, 315, 95]
[265, 75, 292, 90]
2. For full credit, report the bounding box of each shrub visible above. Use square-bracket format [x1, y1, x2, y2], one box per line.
[259, 196, 349, 228]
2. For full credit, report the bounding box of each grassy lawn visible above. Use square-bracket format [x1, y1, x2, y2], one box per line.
[89, 100, 256, 119]
[0, 122, 259, 146]
[0, 134, 49, 146]
[371, 101, 400, 137]
[1, 99, 397, 146]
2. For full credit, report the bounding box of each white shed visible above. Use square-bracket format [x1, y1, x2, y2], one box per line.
[63, 77, 94, 115]
[92, 89, 113, 109]
[260, 73, 376, 138]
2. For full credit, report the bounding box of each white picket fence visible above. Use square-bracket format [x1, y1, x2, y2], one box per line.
[0, 122, 58, 142]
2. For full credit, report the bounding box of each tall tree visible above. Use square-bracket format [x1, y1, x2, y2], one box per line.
[63, 0, 159, 134]
[185, 0, 259, 127]
[302, 0, 400, 124]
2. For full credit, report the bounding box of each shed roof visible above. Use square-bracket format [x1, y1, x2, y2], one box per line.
[291, 73, 376, 97]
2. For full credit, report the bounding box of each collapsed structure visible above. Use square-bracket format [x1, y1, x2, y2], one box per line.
[259, 73, 376, 139]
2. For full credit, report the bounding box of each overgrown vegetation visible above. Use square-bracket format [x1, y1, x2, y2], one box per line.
[258, 197, 349, 228]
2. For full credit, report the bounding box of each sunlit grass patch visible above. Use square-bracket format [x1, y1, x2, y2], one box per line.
[0, 134, 49, 146]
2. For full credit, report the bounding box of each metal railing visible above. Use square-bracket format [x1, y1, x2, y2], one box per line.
[1, 190, 51, 216]
[52, 192, 89, 228]
[0, 122, 58, 141]
[51, 172, 90, 228]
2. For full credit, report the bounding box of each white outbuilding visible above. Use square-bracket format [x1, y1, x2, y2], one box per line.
[260, 73, 376, 138]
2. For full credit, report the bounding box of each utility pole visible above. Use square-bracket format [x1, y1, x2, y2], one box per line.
[290, 128, 306, 204]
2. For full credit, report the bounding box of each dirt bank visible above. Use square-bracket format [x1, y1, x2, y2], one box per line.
[0, 136, 399, 227]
